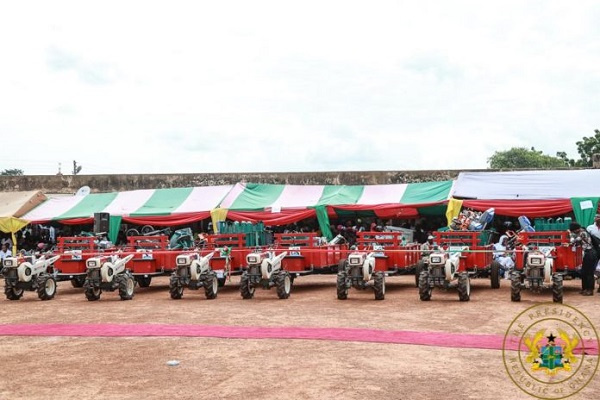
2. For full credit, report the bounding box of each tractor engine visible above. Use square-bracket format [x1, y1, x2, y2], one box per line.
[427, 252, 447, 280]
[83, 254, 135, 301]
[337, 251, 384, 300]
[170, 252, 218, 300]
[240, 251, 292, 299]
[2, 255, 60, 301]
[2, 257, 19, 281]
[524, 251, 551, 289]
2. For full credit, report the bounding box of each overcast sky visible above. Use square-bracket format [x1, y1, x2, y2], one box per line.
[1, 1, 599, 175]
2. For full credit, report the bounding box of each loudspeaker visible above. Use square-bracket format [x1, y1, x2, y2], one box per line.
[94, 212, 110, 234]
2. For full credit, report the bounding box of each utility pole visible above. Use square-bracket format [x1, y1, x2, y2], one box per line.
[73, 160, 82, 175]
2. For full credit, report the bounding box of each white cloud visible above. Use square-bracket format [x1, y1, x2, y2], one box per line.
[0, 0, 598, 174]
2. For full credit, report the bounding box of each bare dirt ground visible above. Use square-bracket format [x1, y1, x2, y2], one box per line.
[0, 274, 598, 400]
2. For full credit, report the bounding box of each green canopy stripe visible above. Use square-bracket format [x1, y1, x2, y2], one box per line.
[316, 186, 365, 206]
[55, 193, 119, 220]
[130, 187, 194, 216]
[108, 215, 122, 243]
[570, 197, 599, 228]
[228, 184, 286, 210]
[314, 205, 333, 240]
[400, 181, 452, 205]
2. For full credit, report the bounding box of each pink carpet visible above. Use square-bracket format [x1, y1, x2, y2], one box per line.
[0, 324, 597, 354]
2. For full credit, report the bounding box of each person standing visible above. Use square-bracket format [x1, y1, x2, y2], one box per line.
[585, 215, 600, 294]
[571, 222, 596, 296]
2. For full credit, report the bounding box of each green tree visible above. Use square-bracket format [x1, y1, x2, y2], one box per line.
[574, 129, 600, 167]
[1, 168, 24, 176]
[488, 147, 570, 169]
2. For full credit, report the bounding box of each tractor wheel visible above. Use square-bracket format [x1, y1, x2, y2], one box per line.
[240, 272, 255, 299]
[37, 276, 57, 301]
[204, 273, 218, 300]
[217, 277, 226, 287]
[118, 275, 135, 301]
[135, 276, 152, 288]
[276, 271, 292, 299]
[336, 271, 348, 300]
[510, 273, 521, 302]
[418, 271, 432, 301]
[140, 225, 154, 235]
[457, 273, 470, 302]
[84, 284, 102, 301]
[334, 259, 346, 274]
[71, 276, 86, 288]
[415, 261, 425, 287]
[169, 276, 183, 300]
[490, 261, 501, 289]
[373, 272, 385, 300]
[552, 275, 563, 304]
[4, 284, 24, 301]
[126, 228, 140, 237]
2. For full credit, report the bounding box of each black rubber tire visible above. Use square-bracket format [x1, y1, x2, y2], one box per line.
[511, 273, 521, 302]
[457, 273, 470, 302]
[37, 276, 57, 301]
[240, 272, 255, 299]
[552, 275, 563, 304]
[418, 271, 432, 301]
[490, 261, 501, 289]
[204, 273, 218, 300]
[276, 271, 292, 299]
[126, 228, 140, 237]
[334, 259, 346, 274]
[415, 261, 425, 287]
[5, 283, 24, 300]
[118, 274, 135, 300]
[169, 275, 183, 299]
[70, 276, 86, 288]
[217, 277, 226, 287]
[373, 272, 385, 300]
[336, 271, 348, 300]
[141, 225, 154, 235]
[84, 281, 102, 301]
[135, 276, 152, 288]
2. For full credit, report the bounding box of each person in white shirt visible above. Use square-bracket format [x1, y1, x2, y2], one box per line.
[586, 214, 600, 241]
[49, 225, 56, 243]
[493, 235, 515, 279]
[0, 243, 12, 260]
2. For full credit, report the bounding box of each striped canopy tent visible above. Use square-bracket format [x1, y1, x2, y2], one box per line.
[217, 181, 454, 235]
[23, 186, 234, 227]
[0, 191, 48, 253]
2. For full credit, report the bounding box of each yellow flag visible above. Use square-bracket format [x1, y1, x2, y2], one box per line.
[445, 198, 463, 227]
[210, 208, 228, 233]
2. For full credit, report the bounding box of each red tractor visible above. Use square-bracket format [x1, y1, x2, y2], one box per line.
[510, 231, 581, 303]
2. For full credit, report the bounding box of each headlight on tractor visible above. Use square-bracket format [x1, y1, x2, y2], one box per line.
[3, 259, 13, 267]
[528, 255, 545, 266]
[87, 260, 97, 268]
[429, 255, 443, 265]
[247, 255, 259, 264]
[348, 256, 362, 265]
[176, 256, 189, 265]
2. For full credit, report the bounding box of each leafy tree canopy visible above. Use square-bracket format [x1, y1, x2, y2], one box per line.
[488, 147, 569, 169]
[1, 168, 24, 176]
